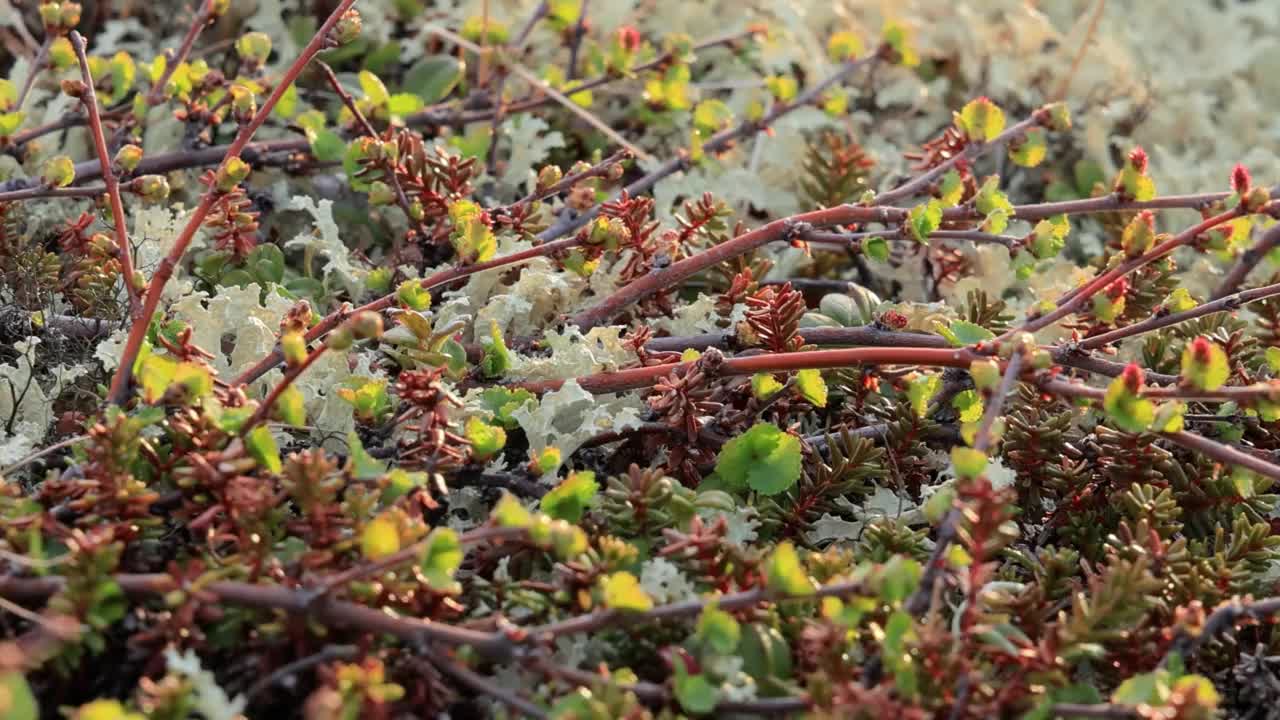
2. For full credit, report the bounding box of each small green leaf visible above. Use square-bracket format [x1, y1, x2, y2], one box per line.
[465, 416, 506, 461]
[1009, 127, 1047, 167]
[358, 70, 390, 106]
[361, 514, 401, 559]
[861, 236, 890, 261]
[276, 385, 306, 426]
[478, 387, 536, 428]
[246, 425, 282, 474]
[1266, 346, 1280, 373]
[974, 177, 1013, 234]
[404, 55, 464, 103]
[1180, 337, 1230, 391]
[957, 97, 1005, 142]
[420, 527, 463, 592]
[0, 111, 25, 136]
[795, 369, 827, 407]
[951, 389, 983, 423]
[346, 432, 387, 480]
[139, 354, 177, 403]
[492, 493, 534, 528]
[673, 667, 718, 715]
[765, 542, 815, 596]
[906, 374, 941, 418]
[309, 128, 345, 163]
[1103, 370, 1155, 433]
[908, 199, 942, 243]
[541, 471, 598, 524]
[751, 372, 784, 400]
[697, 604, 741, 655]
[937, 169, 965, 206]
[479, 320, 511, 378]
[951, 447, 987, 479]
[879, 556, 922, 604]
[602, 571, 653, 612]
[42, 155, 76, 188]
[1030, 215, 1070, 259]
[881, 20, 919, 66]
[692, 99, 734, 135]
[826, 31, 863, 61]
[936, 319, 995, 347]
[0, 672, 37, 720]
[713, 423, 803, 495]
[387, 93, 424, 116]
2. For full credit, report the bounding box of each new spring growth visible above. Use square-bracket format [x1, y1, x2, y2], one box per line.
[236, 32, 273, 68]
[1232, 163, 1272, 213]
[114, 145, 143, 173]
[281, 332, 307, 367]
[229, 84, 256, 123]
[536, 165, 563, 193]
[367, 181, 396, 206]
[328, 9, 362, 47]
[42, 156, 75, 188]
[1180, 336, 1230, 391]
[39, 2, 81, 34]
[1122, 211, 1156, 258]
[970, 358, 1001, 393]
[134, 175, 170, 202]
[214, 157, 251, 193]
[326, 311, 383, 352]
[1114, 146, 1156, 201]
[586, 216, 630, 249]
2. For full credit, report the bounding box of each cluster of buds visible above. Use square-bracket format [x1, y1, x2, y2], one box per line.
[235, 31, 273, 69]
[228, 84, 257, 124]
[324, 311, 384, 351]
[212, 157, 251, 193]
[38, 2, 81, 34]
[1231, 163, 1271, 213]
[131, 175, 171, 203]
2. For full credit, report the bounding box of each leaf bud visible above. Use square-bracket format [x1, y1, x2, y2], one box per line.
[113, 144, 143, 172]
[349, 311, 384, 341]
[42, 155, 75, 188]
[329, 9, 362, 47]
[134, 174, 170, 202]
[214, 156, 250, 192]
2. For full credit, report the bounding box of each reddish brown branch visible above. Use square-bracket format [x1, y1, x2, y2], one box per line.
[512, 346, 979, 395]
[106, 0, 360, 405]
[69, 31, 141, 319]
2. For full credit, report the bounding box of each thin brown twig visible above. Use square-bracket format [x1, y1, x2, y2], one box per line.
[1080, 278, 1280, 350]
[14, 37, 50, 111]
[145, 0, 218, 106]
[316, 60, 431, 259]
[1211, 223, 1280, 300]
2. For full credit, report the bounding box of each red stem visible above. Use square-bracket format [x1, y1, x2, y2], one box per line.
[107, 0, 360, 405]
[69, 31, 141, 320]
[513, 346, 978, 395]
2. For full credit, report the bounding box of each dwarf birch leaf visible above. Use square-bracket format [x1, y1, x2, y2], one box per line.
[714, 423, 802, 495]
[541, 471, 598, 524]
[602, 571, 653, 612]
[958, 97, 1005, 141]
[765, 542, 814, 596]
[795, 369, 828, 407]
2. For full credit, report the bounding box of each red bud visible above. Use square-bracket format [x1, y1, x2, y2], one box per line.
[1231, 163, 1252, 194]
[616, 26, 641, 52]
[1121, 362, 1143, 393]
[1105, 277, 1129, 301]
[1127, 146, 1148, 174]
[1190, 336, 1213, 364]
